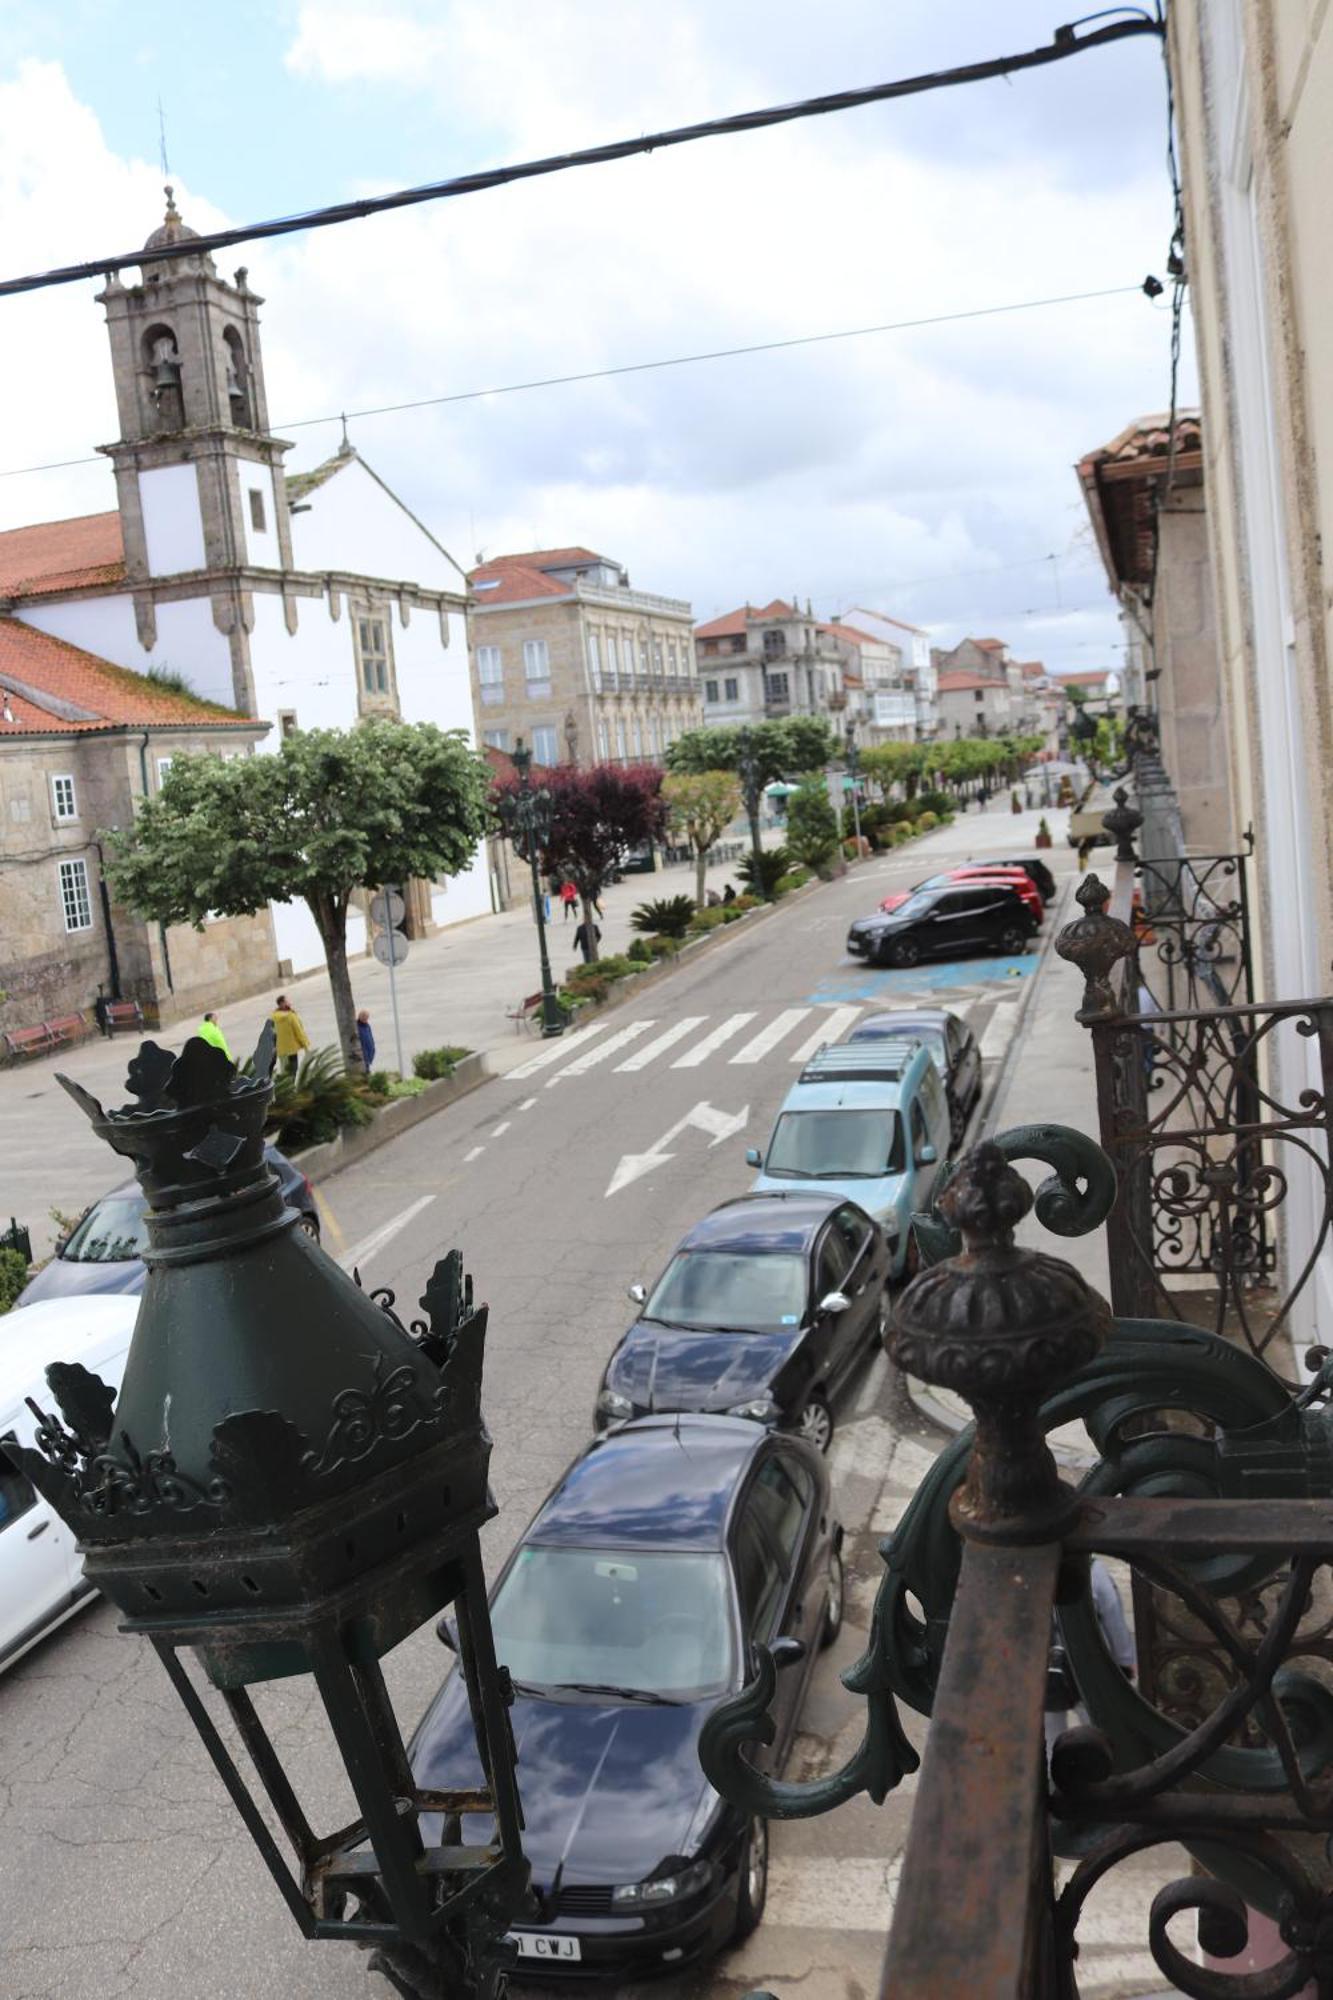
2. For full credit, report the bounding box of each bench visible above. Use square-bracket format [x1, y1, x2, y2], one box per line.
[45, 1012, 94, 1050]
[103, 998, 144, 1034]
[3, 1023, 57, 1061]
[506, 992, 543, 1034]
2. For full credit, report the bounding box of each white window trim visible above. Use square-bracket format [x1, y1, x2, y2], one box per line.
[51, 773, 78, 822]
[58, 856, 93, 933]
[156, 755, 173, 786]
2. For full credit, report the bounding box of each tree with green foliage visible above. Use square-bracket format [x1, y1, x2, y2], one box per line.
[492, 761, 668, 963]
[105, 720, 490, 1072]
[662, 769, 743, 907]
[785, 776, 841, 871]
[666, 717, 834, 892]
[859, 740, 928, 800]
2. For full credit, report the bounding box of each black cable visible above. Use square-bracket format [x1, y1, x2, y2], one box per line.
[0, 16, 1163, 302]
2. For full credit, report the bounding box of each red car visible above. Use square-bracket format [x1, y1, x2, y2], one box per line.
[901, 868, 1045, 922]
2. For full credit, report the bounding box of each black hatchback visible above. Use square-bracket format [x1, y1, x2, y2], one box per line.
[846, 882, 1036, 969]
[411, 1416, 843, 1980]
[595, 1193, 888, 1454]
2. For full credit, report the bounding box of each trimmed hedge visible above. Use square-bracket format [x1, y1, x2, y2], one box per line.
[412, 1044, 472, 1080]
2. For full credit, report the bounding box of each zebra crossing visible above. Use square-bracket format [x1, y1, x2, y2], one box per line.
[505, 989, 1024, 1088]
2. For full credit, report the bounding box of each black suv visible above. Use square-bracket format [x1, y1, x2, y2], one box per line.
[847, 882, 1037, 968]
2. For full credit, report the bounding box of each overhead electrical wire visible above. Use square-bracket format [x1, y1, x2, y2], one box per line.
[0, 13, 1162, 301]
[0, 282, 1146, 482]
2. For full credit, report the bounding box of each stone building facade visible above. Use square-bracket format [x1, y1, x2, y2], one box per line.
[467, 548, 700, 766]
[0, 620, 272, 1037]
[695, 599, 846, 728]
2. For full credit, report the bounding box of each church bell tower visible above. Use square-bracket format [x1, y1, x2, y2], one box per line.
[97, 189, 295, 695]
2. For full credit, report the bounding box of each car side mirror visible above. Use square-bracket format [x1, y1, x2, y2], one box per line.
[745, 1147, 762, 1167]
[818, 1290, 851, 1316]
[917, 1143, 938, 1166]
[628, 1282, 646, 1305]
[435, 1614, 458, 1651]
[770, 1635, 807, 1672]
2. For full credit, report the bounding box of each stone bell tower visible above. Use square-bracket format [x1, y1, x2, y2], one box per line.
[96, 188, 296, 699]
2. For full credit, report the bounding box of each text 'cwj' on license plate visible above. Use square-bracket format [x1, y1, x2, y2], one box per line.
[506, 1932, 582, 1962]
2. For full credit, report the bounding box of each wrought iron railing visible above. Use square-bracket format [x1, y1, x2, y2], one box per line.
[700, 1132, 1333, 1999]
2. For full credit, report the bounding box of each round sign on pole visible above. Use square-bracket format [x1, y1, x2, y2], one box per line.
[371, 930, 410, 968]
[369, 889, 406, 931]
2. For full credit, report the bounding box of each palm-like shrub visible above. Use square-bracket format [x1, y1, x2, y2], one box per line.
[630, 893, 697, 938]
[264, 1045, 376, 1151]
[737, 844, 792, 899]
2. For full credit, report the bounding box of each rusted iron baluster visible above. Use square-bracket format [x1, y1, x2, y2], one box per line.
[882, 1145, 1111, 1999]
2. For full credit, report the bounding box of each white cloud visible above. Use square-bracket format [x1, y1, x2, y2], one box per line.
[284, 7, 451, 85]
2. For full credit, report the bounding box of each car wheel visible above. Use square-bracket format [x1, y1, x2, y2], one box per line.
[796, 1394, 834, 1454]
[998, 924, 1028, 955]
[821, 1546, 846, 1650]
[733, 1818, 769, 1942]
[297, 1213, 321, 1242]
[889, 937, 920, 968]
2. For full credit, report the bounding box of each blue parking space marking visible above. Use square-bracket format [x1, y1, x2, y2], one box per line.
[805, 957, 1037, 1004]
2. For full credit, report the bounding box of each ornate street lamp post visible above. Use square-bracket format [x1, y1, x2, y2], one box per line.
[843, 716, 863, 853]
[7, 1030, 530, 1999]
[498, 738, 565, 1039]
[735, 725, 767, 889]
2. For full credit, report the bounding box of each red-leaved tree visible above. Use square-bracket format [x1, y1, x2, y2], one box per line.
[493, 762, 668, 962]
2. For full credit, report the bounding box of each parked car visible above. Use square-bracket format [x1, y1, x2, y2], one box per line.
[966, 854, 1056, 903]
[908, 867, 1045, 922]
[16, 1146, 319, 1306]
[0, 1294, 137, 1672]
[746, 1041, 949, 1282]
[846, 1007, 982, 1148]
[847, 881, 1037, 969]
[411, 1415, 842, 1979]
[595, 1191, 890, 1452]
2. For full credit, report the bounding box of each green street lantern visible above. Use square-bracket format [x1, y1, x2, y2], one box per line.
[6, 1030, 529, 1999]
[498, 738, 565, 1036]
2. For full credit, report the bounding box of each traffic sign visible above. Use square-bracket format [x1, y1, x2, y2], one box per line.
[372, 929, 410, 968]
[369, 889, 405, 931]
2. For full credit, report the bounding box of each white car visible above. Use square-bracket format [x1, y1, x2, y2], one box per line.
[0, 1294, 137, 1674]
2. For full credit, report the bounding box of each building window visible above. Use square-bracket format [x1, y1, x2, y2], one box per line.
[704, 678, 719, 703]
[156, 755, 173, 786]
[974, 689, 984, 704]
[477, 644, 504, 705]
[531, 724, 558, 766]
[278, 710, 298, 739]
[762, 629, 786, 659]
[667, 639, 677, 675]
[647, 717, 660, 756]
[766, 670, 789, 703]
[597, 719, 610, 759]
[523, 639, 551, 698]
[653, 639, 664, 675]
[354, 612, 392, 696]
[702, 638, 718, 656]
[587, 631, 601, 684]
[729, 635, 746, 653]
[58, 857, 92, 933]
[638, 637, 649, 677]
[621, 633, 634, 678]
[483, 728, 509, 750]
[248, 488, 267, 533]
[632, 718, 643, 757]
[724, 677, 739, 702]
[616, 720, 627, 760]
[51, 774, 77, 822]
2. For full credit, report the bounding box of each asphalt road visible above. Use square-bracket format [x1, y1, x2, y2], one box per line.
[0, 823, 1051, 2000]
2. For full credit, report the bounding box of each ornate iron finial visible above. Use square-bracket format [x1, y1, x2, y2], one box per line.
[1055, 873, 1137, 1019]
[888, 1144, 1110, 1540]
[1102, 785, 1143, 863]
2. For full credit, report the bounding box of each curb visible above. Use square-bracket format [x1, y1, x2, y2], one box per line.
[294, 1050, 492, 1188]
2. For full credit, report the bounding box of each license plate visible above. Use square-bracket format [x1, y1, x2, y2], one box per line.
[506, 1932, 582, 1962]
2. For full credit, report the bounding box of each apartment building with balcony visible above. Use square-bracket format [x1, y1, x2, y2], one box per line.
[833, 607, 937, 737]
[694, 598, 846, 726]
[818, 620, 918, 743]
[467, 547, 699, 767]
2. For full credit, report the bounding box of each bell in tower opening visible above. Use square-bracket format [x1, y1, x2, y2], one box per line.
[223, 326, 252, 428]
[143, 324, 184, 433]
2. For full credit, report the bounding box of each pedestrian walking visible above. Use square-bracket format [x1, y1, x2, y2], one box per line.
[270, 993, 311, 1075]
[355, 1008, 376, 1073]
[573, 916, 601, 962]
[197, 1011, 233, 1062]
[559, 881, 578, 922]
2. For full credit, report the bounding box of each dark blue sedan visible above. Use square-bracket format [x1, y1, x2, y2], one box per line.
[411, 1416, 843, 1980]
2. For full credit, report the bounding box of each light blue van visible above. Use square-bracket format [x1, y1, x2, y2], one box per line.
[745, 1040, 951, 1278]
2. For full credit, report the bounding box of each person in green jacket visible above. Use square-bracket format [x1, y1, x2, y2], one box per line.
[198, 1012, 233, 1062]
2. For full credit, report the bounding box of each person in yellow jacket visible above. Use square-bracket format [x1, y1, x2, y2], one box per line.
[197, 1012, 233, 1062]
[271, 993, 311, 1074]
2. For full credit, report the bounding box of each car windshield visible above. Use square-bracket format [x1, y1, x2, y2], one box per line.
[61, 1195, 149, 1264]
[888, 892, 936, 921]
[490, 1546, 735, 1697]
[644, 1249, 808, 1331]
[766, 1110, 904, 1180]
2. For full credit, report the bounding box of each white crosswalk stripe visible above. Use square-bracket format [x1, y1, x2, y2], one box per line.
[729, 1007, 812, 1065]
[506, 1020, 608, 1079]
[789, 1005, 863, 1063]
[671, 1010, 757, 1067]
[549, 1020, 656, 1079]
[614, 1016, 707, 1071]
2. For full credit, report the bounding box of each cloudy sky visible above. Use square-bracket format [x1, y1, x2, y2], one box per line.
[0, 1, 1190, 668]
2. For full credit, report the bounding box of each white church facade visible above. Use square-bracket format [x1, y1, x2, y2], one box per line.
[0, 189, 490, 991]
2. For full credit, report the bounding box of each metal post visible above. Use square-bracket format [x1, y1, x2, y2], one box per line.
[844, 719, 862, 854]
[507, 738, 564, 1038]
[385, 885, 406, 1078]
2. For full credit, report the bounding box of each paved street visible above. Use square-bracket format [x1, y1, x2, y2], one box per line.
[0, 804, 1170, 2000]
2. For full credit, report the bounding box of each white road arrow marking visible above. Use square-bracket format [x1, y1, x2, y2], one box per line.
[605, 1100, 749, 1197]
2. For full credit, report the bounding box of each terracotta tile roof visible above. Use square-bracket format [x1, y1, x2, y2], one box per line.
[1052, 670, 1114, 686]
[972, 637, 1007, 652]
[819, 620, 877, 649]
[1079, 411, 1203, 474]
[937, 670, 1004, 693]
[694, 598, 797, 639]
[468, 547, 611, 610]
[0, 619, 250, 736]
[0, 511, 125, 599]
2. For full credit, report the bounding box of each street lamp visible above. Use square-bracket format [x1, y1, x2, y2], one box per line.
[500, 738, 565, 1038]
[734, 725, 767, 889]
[9, 1030, 530, 2000]
[843, 717, 863, 854]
